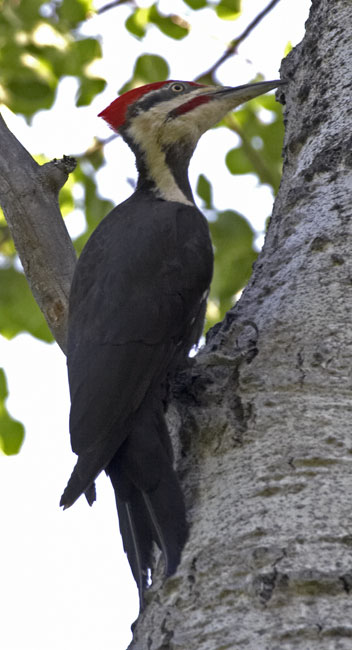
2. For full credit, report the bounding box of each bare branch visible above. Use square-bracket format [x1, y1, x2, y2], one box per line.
[0, 114, 77, 353]
[197, 0, 282, 82]
[97, 0, 132, 15]
[73, 133, 117, 160]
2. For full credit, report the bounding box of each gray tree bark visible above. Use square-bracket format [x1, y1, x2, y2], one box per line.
[129, 0, 352, 648]
[0, 117, 76, 352]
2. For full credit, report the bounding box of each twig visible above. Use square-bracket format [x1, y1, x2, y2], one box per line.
[74, 134, 117, 160]
[198, 0, 282, 81]
[97, 0, 132, 14]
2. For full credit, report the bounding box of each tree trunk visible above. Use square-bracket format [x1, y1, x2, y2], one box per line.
[129, 0, 352, 648]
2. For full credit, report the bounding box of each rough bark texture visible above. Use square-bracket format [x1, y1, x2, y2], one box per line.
[0, 115, 76, 352]
[130, 0, 352, 648]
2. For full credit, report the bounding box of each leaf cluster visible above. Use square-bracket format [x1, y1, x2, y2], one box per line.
[125, 0, 241, 40]
[0, 0, 106, 115]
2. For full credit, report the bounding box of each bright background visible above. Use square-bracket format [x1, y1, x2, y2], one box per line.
[0, 2, 310, 649]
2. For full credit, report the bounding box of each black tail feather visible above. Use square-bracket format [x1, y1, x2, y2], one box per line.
[60, 466, 96, 509]
[62, 393, 189, 606]
[85, 482, 96, 506]
[107, 414, 188, 605]
[142, 464, 188, 576]
[112, 483, 154, 605]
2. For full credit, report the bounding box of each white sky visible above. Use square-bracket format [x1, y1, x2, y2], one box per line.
[0, 1, 311, 649]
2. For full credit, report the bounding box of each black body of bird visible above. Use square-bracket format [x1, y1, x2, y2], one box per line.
[60, 79, 282, 606]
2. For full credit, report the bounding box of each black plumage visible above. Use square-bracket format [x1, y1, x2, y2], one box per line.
[60, 190, 213, 599]
[60, 77, 281, 606]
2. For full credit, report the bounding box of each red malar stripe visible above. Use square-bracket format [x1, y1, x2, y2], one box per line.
[173, 94, 211, 116]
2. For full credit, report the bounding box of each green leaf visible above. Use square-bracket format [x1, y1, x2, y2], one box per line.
[13, 0, 44, 29]
[209, 210, 257, 321]
[72, 161, 114, 253]
[0, 369, 25, 456]
[4, 67, 57, 116]
[0, 268, 52, 342]
[149, 4, 189, 40]
[226, 97, 284, 192]
[135, 54, 169, 81]
[73, 38, 102, 66]
[76, 76, 106, 106]
[284, 41, 293, 56]
[125, 4, 189, 41]
[226, 147, 253, 175]
[37, 45, 69, 79]
[84, 141, 106, 171]
[57, 0, 92, 27]
[61, 38, 103, 77]
[125, 8, 149, 39]
[119, 54, 169, 93]
[59, 178, 75, 217]
[183, 0, 207, 9]
[196, 174, 213, 209]
[216, 0, 241, 20]
[0, 220, 15, 258]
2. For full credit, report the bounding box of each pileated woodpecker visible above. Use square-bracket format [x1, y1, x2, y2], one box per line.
[60, 78, 282, 605]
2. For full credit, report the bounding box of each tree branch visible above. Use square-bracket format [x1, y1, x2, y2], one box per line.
[0, 114, 77, 353]
[197, 0, 282, 82]
[97, 0, 132, 15]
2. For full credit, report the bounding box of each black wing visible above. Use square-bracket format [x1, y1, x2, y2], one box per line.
[61, 194, 213, 506]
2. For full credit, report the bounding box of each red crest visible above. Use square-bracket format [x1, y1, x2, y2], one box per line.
[98, 81, 202, 131]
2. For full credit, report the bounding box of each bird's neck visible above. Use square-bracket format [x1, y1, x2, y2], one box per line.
[125, 134, 195, 206]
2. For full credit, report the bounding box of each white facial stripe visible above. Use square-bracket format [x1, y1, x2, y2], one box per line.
[126, 88, 215, 206]
[129, 120, 192, 205]
[127, 121, 190, 205]
[162, 93, 241, 146]
[126, 87, 240, 206]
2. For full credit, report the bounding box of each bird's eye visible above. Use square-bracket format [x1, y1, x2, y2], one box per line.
[170, 83, 185, 93]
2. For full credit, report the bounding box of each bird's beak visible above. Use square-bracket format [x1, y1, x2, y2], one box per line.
[168, 79, 285, 132]
[164, 79, 285, 150]
[206, 79, 285, 106]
